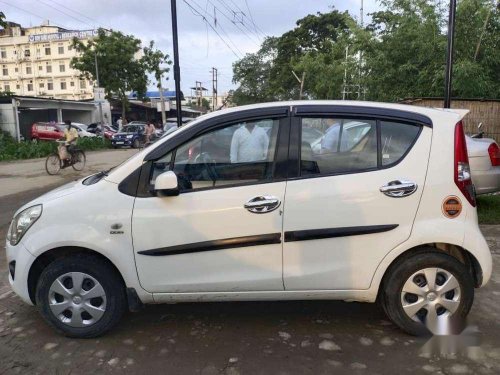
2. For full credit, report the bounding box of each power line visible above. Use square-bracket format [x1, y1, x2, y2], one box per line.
[207, 0, 260, 45]
[221, 0, 265, 39]
[183, 0, 243, 59]
[214, 0, 262, 42]
[45, 0, 101, 27]
[38, 0, 93, 28]
[0, 0, 70, 29]
[189, 0, 246, 55]
[243, 0, 266, 38]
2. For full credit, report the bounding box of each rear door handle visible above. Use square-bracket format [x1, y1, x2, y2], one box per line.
[244, 196, 281, 213]
[380, 180, 418, 197]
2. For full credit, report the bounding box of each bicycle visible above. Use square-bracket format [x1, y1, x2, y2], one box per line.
[45, 141, 86, 175]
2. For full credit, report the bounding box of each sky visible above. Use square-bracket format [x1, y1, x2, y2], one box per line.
[2, 0, 380, 95]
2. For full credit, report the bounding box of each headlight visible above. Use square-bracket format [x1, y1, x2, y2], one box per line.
[126, 134, 134, 139]
[6, 205, 42, 246]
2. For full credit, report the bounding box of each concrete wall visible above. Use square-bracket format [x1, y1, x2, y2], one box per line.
[61, 109, 93, 124]
[0, 103, 16, 137]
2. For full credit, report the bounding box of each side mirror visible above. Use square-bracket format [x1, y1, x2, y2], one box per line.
[154, 171, 179, 196]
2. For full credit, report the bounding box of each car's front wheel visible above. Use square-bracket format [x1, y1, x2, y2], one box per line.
[381, 249, 474, 336]
[35, 254, 127, 338]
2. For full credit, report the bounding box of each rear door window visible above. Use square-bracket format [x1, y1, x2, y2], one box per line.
[301, 118, 377, 176]
[299, 117, 422, 177]
[380, 121, 421, 166]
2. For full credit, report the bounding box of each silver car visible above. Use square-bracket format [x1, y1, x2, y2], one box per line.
[466, 135, 500, 195]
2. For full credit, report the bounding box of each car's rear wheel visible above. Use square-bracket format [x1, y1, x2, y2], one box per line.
[381, 249, 474, 336]
[35, 254, 126, 338]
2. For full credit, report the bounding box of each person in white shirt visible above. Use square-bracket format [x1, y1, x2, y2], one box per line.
[230, 122, 270, 163]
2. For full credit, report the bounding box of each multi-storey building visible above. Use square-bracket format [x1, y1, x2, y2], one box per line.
[0, 21, 96, 100]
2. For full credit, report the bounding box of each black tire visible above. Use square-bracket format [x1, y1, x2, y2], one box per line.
[71, 150, 86, 171]
[45, 153, 61, 175]
[132, 139, 140, 149]
[380, 248, 474, 336]
[35, 254, 127, 338]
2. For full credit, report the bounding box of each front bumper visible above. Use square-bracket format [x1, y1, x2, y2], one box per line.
[5, 241, 36, 305]
[111, 139, 133, 147]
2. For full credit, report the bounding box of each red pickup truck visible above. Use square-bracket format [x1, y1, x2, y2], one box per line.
[30, 122, 64, 141]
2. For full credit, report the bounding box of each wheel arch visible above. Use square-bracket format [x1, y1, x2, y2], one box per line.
[375, 242, 483, 299]
[27, 246, 126, 305]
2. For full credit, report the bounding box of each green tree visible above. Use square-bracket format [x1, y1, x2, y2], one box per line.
[454, 0, 500, 98]
[142, 41, 172, 123]
[232, 37, 278, 105]
[232, 1, 500, 104]
[0, 12, 7, 29]
[232, 8, 354, 104]
[364, 0, 446, 101]
[71, 29, 148, 118]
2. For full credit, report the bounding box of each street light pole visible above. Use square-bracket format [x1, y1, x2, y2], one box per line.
[94, 51, 105, 139]
[443, 0, 457, 109]
[171, 0, 183, 127]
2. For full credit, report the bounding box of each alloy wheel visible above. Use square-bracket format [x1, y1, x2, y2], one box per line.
[48, 272, 107, 328]
[400, 267, 461, 329]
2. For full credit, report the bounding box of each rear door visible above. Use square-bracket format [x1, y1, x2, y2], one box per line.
[283, 106, 432, 290]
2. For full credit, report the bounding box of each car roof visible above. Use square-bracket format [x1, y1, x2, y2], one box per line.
[190, 100, 468, 125]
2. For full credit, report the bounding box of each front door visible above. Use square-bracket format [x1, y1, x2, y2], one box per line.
[132, 116, 287, 293]
[283, 111, 432, 290]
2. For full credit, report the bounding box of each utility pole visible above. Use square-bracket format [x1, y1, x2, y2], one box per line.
[195, 81, 203, 108]
[444, 0, 457, 109]
[474, 4, 493, 61]
[342, 46, 349, 100]
[291, 70, 306, 100]
[170, 0, 183, 127]
[211, 67, 218, 111]
[94, 51, 104, 140]
[360, 0, 364, 27]
[358, 0, 364, 100]
[158, 76, 167, 125]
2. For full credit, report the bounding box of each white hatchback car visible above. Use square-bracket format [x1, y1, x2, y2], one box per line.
[6, 101, 492, 338]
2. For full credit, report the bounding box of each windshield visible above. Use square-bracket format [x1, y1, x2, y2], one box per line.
[121, 126, 139, 133]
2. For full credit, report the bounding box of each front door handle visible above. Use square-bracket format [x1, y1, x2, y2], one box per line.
[244, 196, 281, 213]
[380, 180, 418, 198]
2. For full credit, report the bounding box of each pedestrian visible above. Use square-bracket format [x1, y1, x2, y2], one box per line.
[145, 121, 155, 143]
[117, 117, 123, 132]
[230, 121, 270, 163]
[320, 118, 341, 153]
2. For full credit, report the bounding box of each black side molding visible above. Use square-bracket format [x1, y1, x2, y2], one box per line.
[138, 233, 282, 256]
[284, 224, 399, 242]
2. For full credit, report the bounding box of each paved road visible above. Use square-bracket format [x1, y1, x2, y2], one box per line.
[0, 149, 138, 198]
[0, 155, 499, 374]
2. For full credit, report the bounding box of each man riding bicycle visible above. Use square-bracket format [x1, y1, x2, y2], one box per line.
[59, 120, 79, 166]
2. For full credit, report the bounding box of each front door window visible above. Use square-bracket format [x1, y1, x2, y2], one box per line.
[151, 119, 280, 191]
